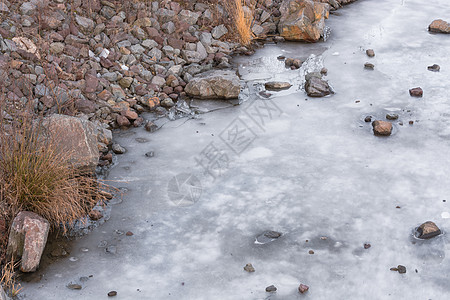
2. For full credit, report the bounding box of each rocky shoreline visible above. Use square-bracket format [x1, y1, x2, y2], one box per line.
[0, 0, 362, 297]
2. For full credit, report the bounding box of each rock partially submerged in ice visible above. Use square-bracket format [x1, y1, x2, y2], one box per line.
[305, 73, 333, 97]
[372, 120, 392, 136]
[185, 70, 240, 100]
[265, 81, 292, 91]
[428, 19, 450, 34]
[416, 221, 441, 239]
[255, 231, 282, 244]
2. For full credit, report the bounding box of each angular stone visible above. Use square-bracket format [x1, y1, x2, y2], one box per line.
[265, 81, 292, 90]
[185, 70, 240, 99]
[428, 19, 450, 33]
[75, 15, 95, 33]
[416, 221, 441, 239]
[266, 285, 277, 292]
[305, 75, 332, 97]
[278, 0, 329, 42]
[7, 211, 50, 272]
[116, 115, 130, 127]
[212, 24, 228, 39]
[372, 120, 392, 136]
[178, 10, 201, 25]
[145, 121, 159, 132]
[366, 49, 375, 57]
[244, 263, 255, 272]
[41, 115, 104, 172]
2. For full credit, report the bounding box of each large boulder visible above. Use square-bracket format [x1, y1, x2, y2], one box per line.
[278, 0, 329, 42]
[41, 115, 111, 172]
[428, 19, 450, 34]
[6, 211, 50, 272]
[185, 70, 240, 100]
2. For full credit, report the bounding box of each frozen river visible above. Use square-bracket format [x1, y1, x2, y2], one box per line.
[22, 0, 450, 299]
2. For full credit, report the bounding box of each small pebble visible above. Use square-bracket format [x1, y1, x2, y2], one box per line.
[397, 265, 407, 274]
[265, 285, 277, 292]
[126, 231, 134, 236]
[409, 120, 414, 125]
[364, 116, 372, 122]
[108, 291, 117, 297]
[386, 113, 398, 120]
[244, 263, 255, 273]
[364, 62, 374, 70]
[366, 49, 375, 57]
[145, 151, 155, 157]
[364, 243, 371, 249]
[298, 283, 309, 293]
[309, 250, 314, 254]
[427, 64, 440, 72]
[67, 283, 82, 290]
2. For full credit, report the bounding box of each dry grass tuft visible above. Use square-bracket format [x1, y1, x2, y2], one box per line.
[222, 0, 255, 46]
[1, 258, 22, 297]
[0, 101, 108, 234]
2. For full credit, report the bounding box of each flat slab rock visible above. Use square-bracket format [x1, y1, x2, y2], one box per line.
[185, 70, 240, 100]
[265, 81, 292, 91]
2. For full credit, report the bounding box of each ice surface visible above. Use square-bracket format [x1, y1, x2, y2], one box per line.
[22, 0, 450, 299]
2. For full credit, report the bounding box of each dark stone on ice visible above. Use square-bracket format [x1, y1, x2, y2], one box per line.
[364, 62, 374, 70]
[397, 265, 406, 274]
[305, 75, 332, 97]
[108, 291, 117, 297]
[264, 231, 282, 239]
[145, 151, 155, 158]
[364, 243, 371, 249]
[427, 64, 440, 72]
[364, 116, 372, 122]
[265, 285, 277, 292]
[416, 221, 441, 239]
[67, 283, 82, 290]
[386, 113, 398, 120]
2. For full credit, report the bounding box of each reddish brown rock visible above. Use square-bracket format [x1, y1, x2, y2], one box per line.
[278, 0, 329, 42]
[116, 115, 131, 127]
[416, 221, 441, 239]
[372, 120, 392, 136]
[6, 211, 50, 272]
[121, 110, 138, 120]
[298, 284, 309, 293]
[144, 96, 160, 110]
[428, 19, 450, 33]
[409, 87, 423, 97]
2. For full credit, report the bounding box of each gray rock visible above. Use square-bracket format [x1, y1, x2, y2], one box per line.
[103, 72, 118, 82]
[162, 21, 176, 34]
[212, 25, 228, 39]
[185, 70, 240, 100]
[142, 39, 158, 49]
[6, 211, 50, 272]
[20, 2, 36, 15]
[178, 10, 201, 25]
[252, 24, 265, 36]
[266, 285, 277, 292]
[161, 98, 175, 108]
[305, 75, 332, 97]
[130, 44, 145, 55]
[151, 76, 166, 87]
[149, 48, 162, 60]
[1, 284, 10, 300]
[112, 143, 126, 154]
[75, 15, 95, 32]
[428, 64, 440, 72]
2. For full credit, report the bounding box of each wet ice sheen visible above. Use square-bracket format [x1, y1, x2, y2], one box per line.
[22, 0, 450, 299]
